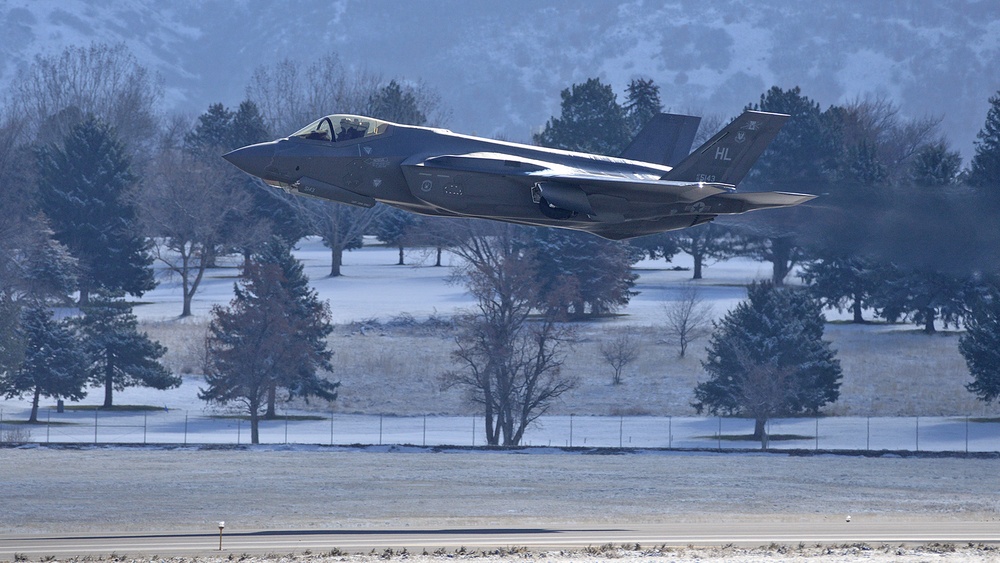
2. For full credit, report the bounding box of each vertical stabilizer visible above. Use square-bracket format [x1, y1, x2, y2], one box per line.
[620, 113, 701, 166]
[661, 110, 788, 186]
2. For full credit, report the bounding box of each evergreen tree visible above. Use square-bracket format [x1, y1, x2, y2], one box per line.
[967, 91, 1000, 192]
[526, 228, 637, 318]
[693, 283, 841, 447]
[76, 292, 179, 408]
[1, 304, 88, 422]
[533, 77, 630, 156]
[373, 207, 417, 265]
[737, 87, 837, 285]
[800, 256, 882, 323]
[36, 117, 154, 304]
[255, 238, 338, 418]
[911, 141, 962, 187]
[201, 243, 337, 443]
[961, 285, 1000, 404]
[184, 103, 234, 154]
[623, 78, 663, 132]
[367, 80, 428, 125]
[872, 266, 970, 334]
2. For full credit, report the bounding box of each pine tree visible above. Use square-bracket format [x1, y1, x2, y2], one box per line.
[961, 285, 1000, 404]
[184, 103, 235, 154]
[1, 303, 88, 422]
[967, 91, 1000, 192]
[911, 141, 962, 187]
[367, 80, 428, 126]
[800, 256, 882, 323]
[373, 207, 417, 265]
[76, 292, 179, 408]
[36, 117, 154, 304]
[693, 282, 841, 447]
[201, 242, 337, 443]
[526, 228, 637, 318]
[534, 77, 631, 156]
[624, 78, 663, 132]
[735, 87, 836, 284]
[256, 238, 338, 418]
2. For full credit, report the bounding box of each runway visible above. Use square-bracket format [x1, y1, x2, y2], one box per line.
[3, 521, 1000, 559]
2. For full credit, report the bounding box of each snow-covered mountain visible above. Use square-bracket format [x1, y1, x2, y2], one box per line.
[1, 0, 997, 159]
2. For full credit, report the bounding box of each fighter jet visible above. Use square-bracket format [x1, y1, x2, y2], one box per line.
[223, 110, 814, 240]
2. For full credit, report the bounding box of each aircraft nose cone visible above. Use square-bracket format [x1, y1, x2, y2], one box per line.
[222, 142, 277, 179]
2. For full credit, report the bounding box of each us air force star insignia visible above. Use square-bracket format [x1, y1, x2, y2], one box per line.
[373, 178, 382, 187]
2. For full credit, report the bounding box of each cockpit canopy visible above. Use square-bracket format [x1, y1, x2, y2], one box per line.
[290, 115, 391, 143]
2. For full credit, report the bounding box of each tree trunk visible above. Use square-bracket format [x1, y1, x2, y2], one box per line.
[397, 245, 404, 266]
[329, 247, 343, 277]
[250, 412, 260, 444]
[435, 247, 443, 267]
[29, 387, 41, 423]
[265, 385, 277, 419]
[693, 253, 704, 280]
[753, 417, 766, 442]
[103, 352, 114, 408]
[923, 308, 936, 334]
[852, 295, 865, 323]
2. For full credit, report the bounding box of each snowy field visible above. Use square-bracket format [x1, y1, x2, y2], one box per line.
[3, 237, 999, 449]
[5, 240, 1000, 563]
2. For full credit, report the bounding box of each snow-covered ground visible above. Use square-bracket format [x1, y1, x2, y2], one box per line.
[3, 240, 998, 452]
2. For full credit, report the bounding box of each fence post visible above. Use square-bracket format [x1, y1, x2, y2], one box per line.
[717, 417, 722, 450]
[668, 416, 673, 449]
[569, 414, 574, 447]
[815, 417, 819, 451]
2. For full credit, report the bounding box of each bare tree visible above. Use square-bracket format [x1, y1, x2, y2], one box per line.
[663, 284, 713, 358]
[599, 327, 640, 385]
[6, 42, 162, 158]
[138, 148, 261, 316]
[296, 198, 385, 277]
[245, 54, 383, 137]
[441, 221, 576, 446]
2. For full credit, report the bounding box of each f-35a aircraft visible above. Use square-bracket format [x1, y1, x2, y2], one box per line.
[223, 110, 814, 240]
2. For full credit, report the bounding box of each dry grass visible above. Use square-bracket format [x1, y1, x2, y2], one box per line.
[140, 316, 996, 418]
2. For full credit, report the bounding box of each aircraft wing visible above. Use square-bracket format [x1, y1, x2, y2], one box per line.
[412, 152, 734, 201]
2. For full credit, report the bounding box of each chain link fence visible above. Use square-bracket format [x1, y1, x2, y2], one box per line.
[2, 408, 998, 452]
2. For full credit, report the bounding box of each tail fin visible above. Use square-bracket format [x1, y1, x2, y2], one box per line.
[661, 110, 788, 186]
[620, 113, 701, 166]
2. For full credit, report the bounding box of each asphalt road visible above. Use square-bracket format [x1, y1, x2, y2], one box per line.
[4, 521, 1000, 559]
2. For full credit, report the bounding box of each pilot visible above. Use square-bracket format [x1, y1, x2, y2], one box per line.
[337, 118, 366, 141]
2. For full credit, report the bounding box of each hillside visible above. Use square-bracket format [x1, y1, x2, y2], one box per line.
[1, 1, 996, 158]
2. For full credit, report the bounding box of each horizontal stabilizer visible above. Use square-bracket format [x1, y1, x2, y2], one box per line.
[709, 191, 816, 212]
